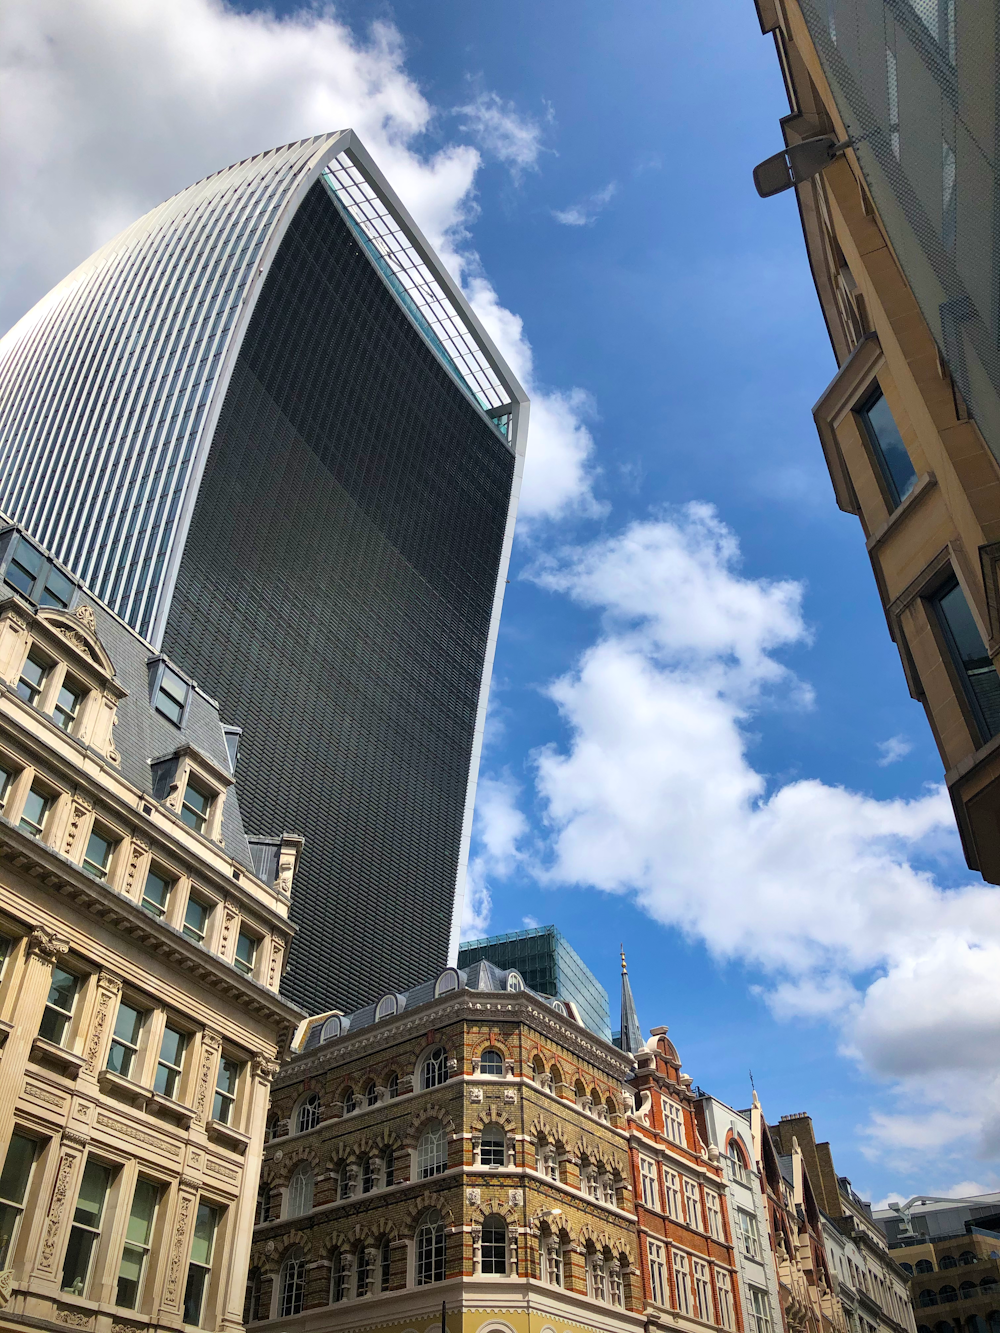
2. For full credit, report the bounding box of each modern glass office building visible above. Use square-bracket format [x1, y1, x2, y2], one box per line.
[0, 132, 528, 1012]
[458, 926, 612, 1040]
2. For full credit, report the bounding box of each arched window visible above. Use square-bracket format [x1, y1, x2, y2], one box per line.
[942, 1257, 959, 1270]
[480, 1049, 503, 1076]
[961, 1283, 978, 1300]
[356, 1245, 372, 1297]
[279, 1249, 305, 1317]
[980, 1277, 998, 1293]
[600, 1171, 617, 1205]
[338, 1164, 353, 1200]
[917, 1261, 935, 1274]
[418, 1122, 448, 1179]
[960, 1253, 978, 1266]
[605, 1095, 618, 1120]
[286, 1164, 314, 1218]
[265, 1112, 280, 1142]
[919, 1291, 938, 1308]
[361, 1156, 374, 1194]
[480, 1123, 506, 1167]
[421, 1046, 448, 1090]
[575, 1079, 588, 1103]
[383, 1147, 395, 1187]
[296, 1093, 320, 1134]
[481, 1215, 507, 1274]
[375, 994, 397, 1021]
[507, 971, 523, 992]
[608, 1256, 624, 1307]
[941, 1287, 958, 1304]
[321, 1014, 342, 1041]
[365, 1082, 378, 1107]
[379, 1238, 392, 1292]
[330, 1249, 345, 1303]
[901, 1264, 914, 1275]
[587, 1247, 607, 1302]
[415, 1209, 445, 1285]
[540, 1231, 564, 1285]
[727, 1138, 750, 1184]
[255, 1184, 271, 1225]
[537, 1138, 558, 1180]
[434, 969, 459, 997]
[343, 1088, 357, 1114]
[552, 1000, 566, 1014]
[387, 1073, 399, 1099]
[244, 1267, 262, 1324]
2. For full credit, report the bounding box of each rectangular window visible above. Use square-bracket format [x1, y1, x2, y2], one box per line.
[182, 1201, 218, 1326]
[141, 869, 171, 918]
[0, 765, 13, 812]
[212, 1056, 240, 1125]
[183, 896, 209, 944]
[233, 930, 257, 978]
[857, 386, 916, 509]
[0, 1132, 37, 1266]
[5, 538, 43, 599]
[673, 1251, 692, 1314]
[16, 654, 48, 706]
[155, 1025, 186, 1099]
[706, 1190, 723, 1239]
[684, 1179, 703, 1230]
[54, 681, 83, 732]
[648, 1240, 667, 1306]
[83, 829, 116, 880]
[663, 1098, 687, 1146]
[106, 1002, 144, 1079]
[116, 1178, 159, 1309]
[640, 1156, 660, 1209]
[19, 786, 51, 838]
[693, 1259, 712, 1321]
[717, 1270, 735, 1329]
[931, 577, 1000, 740]
[663, 1168, 682, 1220]
[153, 666, 188, 726]
[750, 1287, 774, 1333]
[39, 965, 78, 1045]
[180, 781, 211, 835]
[61, 1158, 113, 1295]
[40, 565, 74, 609]
[737, 1209, 761, 1259]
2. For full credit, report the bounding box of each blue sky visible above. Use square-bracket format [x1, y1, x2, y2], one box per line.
[5, 0, 997, 1204]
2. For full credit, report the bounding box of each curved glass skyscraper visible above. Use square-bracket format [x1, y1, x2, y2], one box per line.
[0, 131, 528, 1012]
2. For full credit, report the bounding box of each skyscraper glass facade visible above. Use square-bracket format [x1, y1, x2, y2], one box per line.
[0, 133, 527, 1013]
[458, 926, 612, 1040]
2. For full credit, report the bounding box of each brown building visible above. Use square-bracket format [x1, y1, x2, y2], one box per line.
[752, 0, 1000, 881]
[250, 960, 641, 1333]
[890, 1229, 1000, 1333]
[626, 1024, 744, 1333]
[0, 528, 303, 1333]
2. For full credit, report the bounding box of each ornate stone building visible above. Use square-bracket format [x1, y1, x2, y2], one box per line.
[0, 525, 303, 1333]
[250, 960, 642, 1333]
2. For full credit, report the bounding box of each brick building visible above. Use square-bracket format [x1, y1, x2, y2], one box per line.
[250, 960, 641, 1333]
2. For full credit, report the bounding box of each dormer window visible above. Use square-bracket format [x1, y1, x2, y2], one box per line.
[507, 971, 524, 992]
[16, 652, 48, 706]
[150, 663, 189, 726]
[180, 780, 211, 835]
[3, 536, 74, 608]
[375, 994, 398, 1021]
[54, 679, 83, 732]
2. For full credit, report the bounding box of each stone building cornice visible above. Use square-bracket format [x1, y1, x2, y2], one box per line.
[276, 991, 635, 1088]
[0, 818, 304, 1028]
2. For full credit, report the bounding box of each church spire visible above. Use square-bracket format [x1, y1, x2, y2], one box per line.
[619, 945, 642, 1054]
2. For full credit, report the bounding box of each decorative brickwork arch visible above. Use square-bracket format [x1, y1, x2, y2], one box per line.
[274, 1231, 312, 1266]
[472, 1105, 517, 1134]
[402, 1190, 456, 1234]
[354, 1126, 403, 1157]
[469, 1197, 519, 1227]
[402, 1103, 456, 1148]
[471, 1033, 513, 1061]
[576, 1220, 619, 1253]
[271, 1144, 321, 1187]
[528, 1112, 563, 1145]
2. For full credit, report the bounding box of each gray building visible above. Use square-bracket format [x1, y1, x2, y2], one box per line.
[0, 131, 528, 1014]
[458, 926, 612, 1041]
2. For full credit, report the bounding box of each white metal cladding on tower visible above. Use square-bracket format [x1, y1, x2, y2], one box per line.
[0, 131, 527, 642]
[0, 131, 529, 1015]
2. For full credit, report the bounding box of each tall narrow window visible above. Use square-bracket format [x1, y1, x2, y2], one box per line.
[62, 1159, 113, 1295]
[717, 1270, 735, 1329]
[0, 766, 14, 813]
[19, 786, 51, 838]
[693, 1259, 713, 1321]
[16, 654, 48, 706]
[684, 1179, 703, 1230]
[380, 1239, 392, 1292]
[421, 1046, 448, 1090]
[383, 1147, 395, 1187]
[663, 1098, 687, 1146]
[212, 1056, 240, 1124]
[480, 1124, 506, 1167]
[180, 780, 212, 835]
[183, 1202, 218, 1326]
[673, 1251, 692, 1315]
[153, 666, 189, 726]
[857, 386, 916, 508]
[82, 829, 116, 880]
[356, 1244, 373, 1296]
[106, 1002, 144, 1079]
[542, 1235, 564, 1286]
[750, 1287, 774, 1333]
[648, 1240, 667, 1306]
[54, 680, 83, 732]
[183, 896, 209, 943]
[728, 1141, 750, 1185]
[286, 1165, 314, 1217]
[279, 1249, 305, 1316]
[417, 1123, 447, 1179]
[588, 1251, 607, 1302]
[640, 1157, 660, 1209]
[932, 577, 1000, 740]
[141, 869, 171, 918]
[116, 1178, 159, 1308]
[234, 930, 257, 977]
[330, 1250, 345, 1302]
[0, 1133, 36, 1266]
[39, 966, 78, 1045]
[663, 1168, 682, 1221]
[706, 1190, 723, 1239]
[415, 1209, 445, 1285]
[481, 1215, 507, 1274]
[296, 1093, 320, 1134]
[737, 1209, 761, 1259]
[155, 1025, 186, 1098]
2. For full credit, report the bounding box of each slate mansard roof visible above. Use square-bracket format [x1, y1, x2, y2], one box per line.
[297, 958, 587, 1054]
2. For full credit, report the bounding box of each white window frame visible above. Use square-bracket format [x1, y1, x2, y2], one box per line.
[663, 1097, 687, 1146]
[663, 1168, 682, 1220]
[673, 1250, 692, 1314]
[648, 1240, 667, 1306]
[640, 1156, 660, 1209]
[684, 1178, 703, 1230]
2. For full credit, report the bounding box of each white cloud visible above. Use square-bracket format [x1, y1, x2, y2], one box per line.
[0, 0, 598, 521]
[878, 734, 913, 766]
[522, 503, 1000, 1162]
[552, 180, 618, 227]
[523, 915, 540, 928]
[456, 90, 546, 177]
[463, 774, 528, 938]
